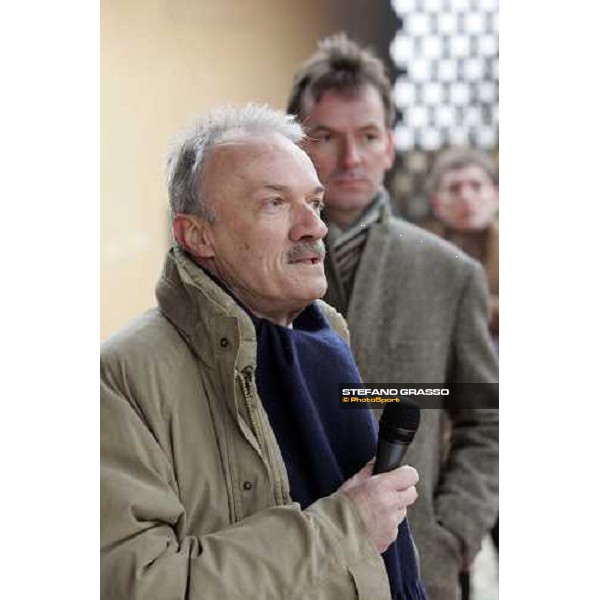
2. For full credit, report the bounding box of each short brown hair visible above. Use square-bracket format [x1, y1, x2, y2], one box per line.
[287, 33, 395, 128]
[428, 147, 498, 195]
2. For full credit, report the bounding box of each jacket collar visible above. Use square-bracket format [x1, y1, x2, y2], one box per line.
[325, 187, 393, 240]
[155, 246, 257, 371]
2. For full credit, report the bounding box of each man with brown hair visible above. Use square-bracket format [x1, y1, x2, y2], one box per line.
[427, 147, 499, 341]
[287, 35, 499, 600]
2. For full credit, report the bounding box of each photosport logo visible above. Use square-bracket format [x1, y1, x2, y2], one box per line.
[338, 384, 498, 409]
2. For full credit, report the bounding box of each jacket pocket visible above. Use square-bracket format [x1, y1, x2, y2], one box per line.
[419, 522, 462, 600]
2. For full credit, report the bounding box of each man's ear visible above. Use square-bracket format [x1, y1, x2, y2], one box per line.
[430, 193, 441, 215]
[172, 214, 215, 260]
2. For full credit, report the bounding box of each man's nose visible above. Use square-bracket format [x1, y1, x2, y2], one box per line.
[458, 185, 476, 205]
[290, 204, 328, 242]
[341, 138, 362, 168]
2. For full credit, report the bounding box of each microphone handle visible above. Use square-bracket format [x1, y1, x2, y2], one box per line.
[373, 438, 410, 475]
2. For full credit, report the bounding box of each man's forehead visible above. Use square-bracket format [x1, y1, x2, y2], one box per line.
[206, 133, 320, 188]
[302, 85, 387, 126]
[442, 164, 494, 185]
[211, 132, 281, 157]
[207, 133, 296, 170]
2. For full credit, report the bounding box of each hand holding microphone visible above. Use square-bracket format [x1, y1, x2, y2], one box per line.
[341, 399, 421, 553]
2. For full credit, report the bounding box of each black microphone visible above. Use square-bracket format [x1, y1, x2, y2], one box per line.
[373, 399, 421, 474]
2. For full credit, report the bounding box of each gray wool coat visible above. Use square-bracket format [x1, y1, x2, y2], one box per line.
[323, 196, 499, 600]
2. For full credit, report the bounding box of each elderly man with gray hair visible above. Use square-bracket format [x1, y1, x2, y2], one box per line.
[101, 104, 427, 600]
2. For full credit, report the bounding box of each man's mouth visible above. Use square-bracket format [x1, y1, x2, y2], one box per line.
[331, 172, 368, 185]
[290, 256, 322, 265]
[334, 177, 366, 184]
[287, 241, 326, 265]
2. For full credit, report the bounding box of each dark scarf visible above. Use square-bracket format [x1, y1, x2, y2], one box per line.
[252, 302, 428, 600]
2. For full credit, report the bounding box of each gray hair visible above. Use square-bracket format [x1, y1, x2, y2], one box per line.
[166, 103, 305, 222]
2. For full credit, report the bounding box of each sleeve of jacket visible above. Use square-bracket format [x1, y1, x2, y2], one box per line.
[434, 260, 499, 563]
[101, 378, 390, 600]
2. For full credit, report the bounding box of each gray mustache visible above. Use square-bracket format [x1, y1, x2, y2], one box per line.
[287, 240, 326, 263]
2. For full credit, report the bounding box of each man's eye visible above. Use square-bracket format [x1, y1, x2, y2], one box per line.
[266, 197, 284, 208]
[310, 198, 324, 211]
[314, 133, 332, 142]
[364, 132, 379, 141]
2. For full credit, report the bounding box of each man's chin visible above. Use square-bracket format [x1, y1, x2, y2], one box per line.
[453, 218, 488, 232]
[313, 279, 328, 300]
[325, 189, 374, 211]
[306, 276, 327, 299]
[295, 275, 328, 302]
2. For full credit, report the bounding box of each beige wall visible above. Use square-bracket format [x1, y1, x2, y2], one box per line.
[101, 0, 330, 339]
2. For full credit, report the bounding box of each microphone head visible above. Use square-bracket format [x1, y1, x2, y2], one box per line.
[379, 398, 421, 444]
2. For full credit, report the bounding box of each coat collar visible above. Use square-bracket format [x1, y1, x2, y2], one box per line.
[155, 246, 257, 372]
[155, 246, 350, 370]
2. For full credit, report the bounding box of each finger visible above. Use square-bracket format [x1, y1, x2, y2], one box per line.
[350, 460, 374, 481]
[355, 458, 375, 478]
[397, 486, 418, 509]
[340, 459, 375, 490]
[363, 457, 375, 471]
[380, 467, 419, 492]
[381, 465, 419, 491]
[397, 507, 407, 524]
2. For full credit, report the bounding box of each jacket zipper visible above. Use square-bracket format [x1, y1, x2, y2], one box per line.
[239, 366, 286, 505]
[239, 366, 265, 451]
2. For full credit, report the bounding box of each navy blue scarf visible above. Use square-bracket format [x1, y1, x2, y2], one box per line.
[252, 302, 428, 600]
